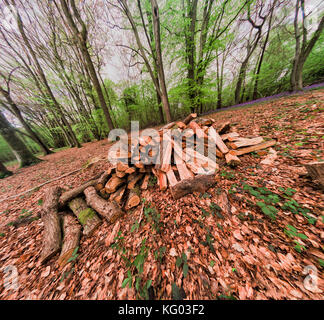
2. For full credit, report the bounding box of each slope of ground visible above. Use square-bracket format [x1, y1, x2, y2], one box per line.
[0, 89, 323, 300]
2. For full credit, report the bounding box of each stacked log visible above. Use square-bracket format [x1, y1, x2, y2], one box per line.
[39, 114, 276, 265]
[105, 113, 276, 205]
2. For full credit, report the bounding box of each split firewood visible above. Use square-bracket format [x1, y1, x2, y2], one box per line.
[116, 170, 127, 178]
[229, 140, 276, 156]
[105, 174, 125, 193]
[117, 161, 129, 172]
[183, 113, 197, 125]
[58, 172, 104, 208]
[128, 173, 143, 189]
[174, 152, 194, 180]
[109, 185, 127, 205]
[158, 170, 168, 191]
[170, 174, 216, 200]
[176, 121, 187, 129]
[196, 118, 214, 126]
[208, 127, 229, 154]
[57, 212, 81, 268]
[304, 161, 324, 190]
[68, 197, 101, 237]
[125, 190, 141, 210]
[140, 174, 151, 190]
[188, 121, 206, 139]
[125, 167, 136, 174]
[217, 121, 231, 135]
[221, 132, 240, 141]
[225, 152, 241, 166]
[159, 131, 173, 172]
[166, 168, 178, 187]
[40, 186, 62, 264]
[229, 136, 264, 149]
[84, 186, 124, 225]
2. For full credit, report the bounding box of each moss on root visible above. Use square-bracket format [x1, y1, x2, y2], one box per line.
[78, 208, 96, 225]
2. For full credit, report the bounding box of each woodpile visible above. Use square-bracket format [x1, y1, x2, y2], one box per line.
[39, 113, 276, 265]
[105, 113, 276, 201]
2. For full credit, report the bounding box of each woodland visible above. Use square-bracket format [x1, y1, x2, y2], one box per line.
[0, 0, 323, 301]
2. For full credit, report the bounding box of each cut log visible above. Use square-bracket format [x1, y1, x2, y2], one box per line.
[140, 173, 151, 190]
[160, 131, 173, 172]
[225, 152, 241, 166]
[176, 121, 187, 129]
[188, 121, 206, 139]
[174, 152, 194, 180]
[229, 137, 264, 149]
[68, 197, 101, 237]
[158, 170, 168, 191]
[221, 132, 240, 141]
[116, 170, 127, 178]
[184, 147, 218, 171]
[84, 186, 124, 225]
[40, 186, 62, 264]
[166, 168, 178, 187]
[105, 175, 125, 193]
[117, 162, 129, 172]
[218, 121, 231, 134]
[58, 172, 104, 208]
[183, 113, 197, 125]
[208, 127, 229, 154]
[170, 174, 216, 200]
[128, 173, 143, 189]
[304, 161, 324, 190]
[230, 140, 276, 156]
[125, 167, 136, 174]
[57, 212, 81, 268]
[125, 190, 141, 210]
[95, 171, 111, 191]
[186, 160, 207, 175]
[110, 185, 127, 205]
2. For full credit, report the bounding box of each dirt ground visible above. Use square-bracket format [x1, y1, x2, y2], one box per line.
[0, 89, 323, 300]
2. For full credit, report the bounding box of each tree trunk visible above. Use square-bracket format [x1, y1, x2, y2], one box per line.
[0, 161, 12, 179]
[40, 186, 62, 264]
[59, 0, 114, 131]
[11, 3, 81, 148]
[0, 111, 41, 167]
[0, 88, 52, 155]
[150, 0, 172, 123]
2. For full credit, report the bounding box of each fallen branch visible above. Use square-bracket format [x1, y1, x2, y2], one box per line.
[40, 186, 62, 264]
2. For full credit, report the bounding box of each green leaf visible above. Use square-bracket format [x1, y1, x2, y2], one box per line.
[296, 233, 308, 240]
[318, 259, 324, 267]
[183, 263, 188, 278]
[176, 257, 182, 268]
[121, 278, 130, 288]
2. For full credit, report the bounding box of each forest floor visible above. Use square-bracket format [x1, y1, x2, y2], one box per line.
[0, 88, 323, 300]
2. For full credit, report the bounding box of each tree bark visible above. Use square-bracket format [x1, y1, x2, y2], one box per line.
[57, 212, 81, 268]
[150, 0, 172, 123]
[68, 197, 101, 237]
[0, 87, 52, 155]
[59, 0, 114, 131]
[0, 161, 12, 179]
[84, 186, 124, 225]
[0, 111, 41, 167]
[290, 0, 324, 91]
[10, 1, 81, 148]
[40, 186, 62, 264]
[170, 174, 216, 200]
